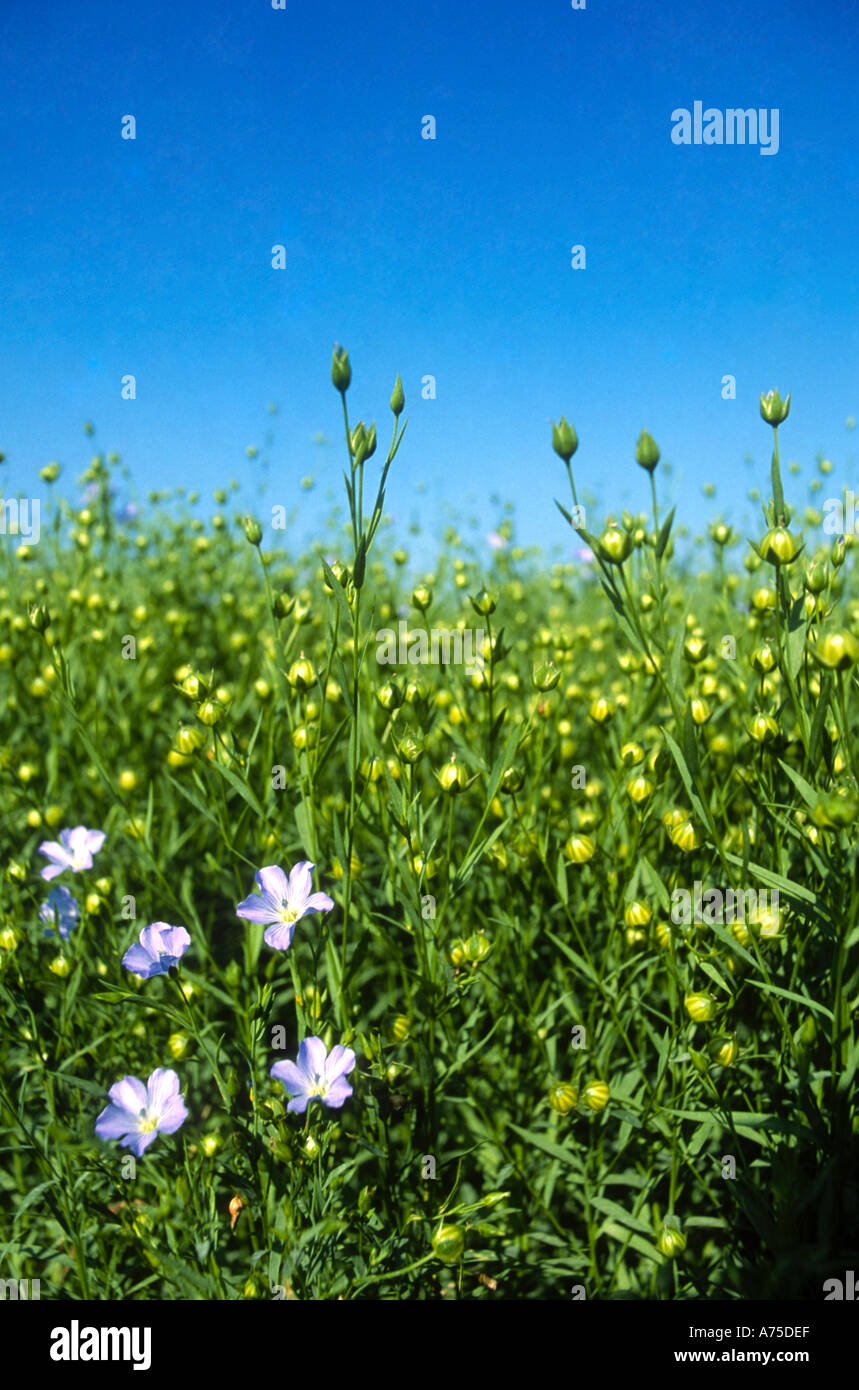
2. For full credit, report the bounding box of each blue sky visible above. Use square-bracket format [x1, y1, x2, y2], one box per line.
[1, 0, 857, 568]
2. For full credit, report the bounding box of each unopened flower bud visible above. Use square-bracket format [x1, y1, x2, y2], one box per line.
[470, 586, 497, 616]
[197, 698, 226, 727]
[29, 602, 51, 632]
[243, 516, 263, 546]
[273, 591, 295, 619]
[377, 681, 404, 711]
[552, 417, 578, 463]
[658, 1223, 687, 1258]
[684, 992, 717, 1022]
[598, 526, 632, 565]
[287, 654, 316, 690]
[564, 833, 595, 864]
[581, 1080, 610, 1111]
[331, 344, 351, 394]
[532, 660, 560, 692]
[181, 671, 209, 699]
[396, 731, 424, 765]
[548, 1082, 578, 1114]
[760, 389, 791, 428]
[759, 527, 800, 566]
[390, 375, 405, 417]
[439, 758, 468, 793]
[635, 429, 660, 472]
[808, 628, 859, 671]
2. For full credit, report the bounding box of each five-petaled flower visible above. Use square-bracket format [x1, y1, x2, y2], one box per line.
[236, 862, 334, 951]
[122, 923, 191, 979]
[95, 1068, 188, 1156]
[38, 826, 105, 881]
[40, 886, 80, 941]
[270, 1036, 356, 1114]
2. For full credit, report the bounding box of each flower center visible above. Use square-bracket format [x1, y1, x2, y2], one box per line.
[138, 1111, 159, 1133]
[279, 902, 298, 924]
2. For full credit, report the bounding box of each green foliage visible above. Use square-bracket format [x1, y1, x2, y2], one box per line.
[1, 373, 859, 1300]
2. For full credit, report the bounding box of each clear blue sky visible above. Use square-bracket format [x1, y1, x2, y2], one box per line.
[1, 0, 857, 565]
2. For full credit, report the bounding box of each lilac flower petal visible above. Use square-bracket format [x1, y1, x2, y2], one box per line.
[322, 1077, 353, 1109]
[325, 1045, 356, 1083]
[146, 1068, 181, 1111]
[285, 1093, 310, 1115]
[95, 1104, 135, 1140]
[296, 1036, 328, 1081]
[303, 892, 334, 914]
[256, 865, 289, 902]
[129, 1130, 160, 1157]
[122, 944, 156, 976]
[236, 894, 278, 925]
[38, 840, 67, 863]
[270, 1060, 305, 1091]
[84, 830, 106, 854]
[263, 922, 295, 951]
[40, 863, 66, 882]
[155, 1095, 188, 1135]
[158, 926, 190, 957]
[108, 1076, 148, 1113]
[287, 861, 314, 903]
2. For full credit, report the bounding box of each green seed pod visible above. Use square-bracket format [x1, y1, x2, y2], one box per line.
[759, 527, 800, 566]
[532, 660, 561, 692]
[287, 654, 316, 690]
[439, 759, 468, 793]
[658, 1223, 687, 1258]
[176, 724, 206, 756]
[243, 515, 263, 546]
[463, 931, 491, 963]
[196, 699, 226, 727]
[273, 591, 295, 619]
[396, 731, 424, 765]
[597, 526, 632, 565]
[377, 681, 404, 711]
[470, 586, 497, 616]
[323, 560, 350, 589]
[181, 671, 209, 700]
[803, 559, 827, 594]
[500, 766, 524, 794]
[808, 628, 859, 670]
[28, 602, 51, 632]
[432, 1224, 465, 1263]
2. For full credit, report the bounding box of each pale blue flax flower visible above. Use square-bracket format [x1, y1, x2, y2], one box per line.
[271, 1036, 356, 1114]
[95, 1068, 188, 1156]
[122, 923, 191, 979]
[236, 861, 334, 951]
[40, 886, 80, 941]
[38, 825, 105, 881]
